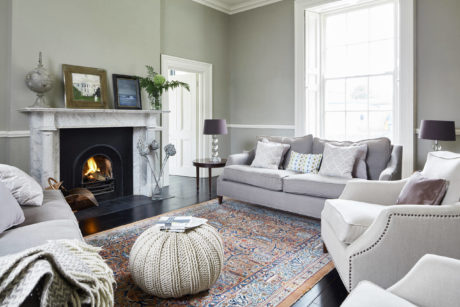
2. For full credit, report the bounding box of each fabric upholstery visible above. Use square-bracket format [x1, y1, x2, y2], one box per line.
[339, 179, 408, 206]
[396, 172, 448, 206]
[379, 145, 403, 180]
[226, 150, 255, 166]
[260, 138, 291, 168]
[283, 173, 354, 199]
[21, 190, 77, 226]
[217, 178, 327, 218]
[341, 281, 416, 307]
[222, 165, 294, 191]
[251, 141, 288, 169]
[322, 199, 385, 244]
[0, 164, 43, 206]
[319, 144, 365, 179]
[285, 152, 322, 174]
[258, 135, 313, 169]
[0, 181, 25, 234]
[313, 137, 392, 180]
[0, 219, 83, 257]
[421, 151, 460, 205]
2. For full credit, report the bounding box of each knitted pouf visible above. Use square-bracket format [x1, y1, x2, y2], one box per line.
[128, 223, 224, 298]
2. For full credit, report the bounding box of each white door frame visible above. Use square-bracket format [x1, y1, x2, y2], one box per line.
[161, 54, 213, 182]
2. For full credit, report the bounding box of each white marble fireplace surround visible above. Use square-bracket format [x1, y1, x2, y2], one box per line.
[20, 108, 168, 197]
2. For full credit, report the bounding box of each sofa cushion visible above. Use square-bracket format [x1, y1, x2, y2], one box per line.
[283, 173, 354, 199]
[0, 219, 83, 257]
[0, 181, 25, 234]
[21, 190, 76, 227]
[313, 137, 391, 180]
[421, 151, 460, 205]
[251, 141, 290, 169]
[258, 135, 313, 169]
[223, 165, 295, 191]
[0, 164, 44, 206]
[319, 143, 366, 179]
[321, 199, 386, 244]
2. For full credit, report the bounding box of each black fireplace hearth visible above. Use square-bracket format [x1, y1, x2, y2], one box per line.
[60, 127, 133, 201]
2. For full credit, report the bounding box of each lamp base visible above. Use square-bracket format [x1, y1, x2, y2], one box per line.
[211, 135, 221, 162]
[432, 140, 442, 151]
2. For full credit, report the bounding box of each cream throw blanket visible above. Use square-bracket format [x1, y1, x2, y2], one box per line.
[0, 240, 115, 307]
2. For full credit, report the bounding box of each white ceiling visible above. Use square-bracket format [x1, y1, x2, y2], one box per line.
[192, 0, 283, 15]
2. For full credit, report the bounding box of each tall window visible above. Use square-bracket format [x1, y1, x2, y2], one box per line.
[306, 0, 398, 141]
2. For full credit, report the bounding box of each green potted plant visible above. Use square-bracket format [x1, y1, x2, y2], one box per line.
[138, 66, 190, 110]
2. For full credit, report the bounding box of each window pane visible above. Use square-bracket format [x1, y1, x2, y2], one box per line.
[369, 111, 392, 138]
[369, 75, 393, 111]
[326, 14, 346, 47]
[346, 8, 369, 44]
[370, 3, 394, 41]
[326, 46, 347, 77]
[369, 39, 394, 74]
[346, 112, 368, 141]
[347, 43, 369, 76]
[325, 112, 346, 140]
[346, 77, 368, 111]
[325, 79, 345, 111]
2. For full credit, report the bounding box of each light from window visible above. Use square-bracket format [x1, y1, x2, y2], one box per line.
[318, 1, 396, 141]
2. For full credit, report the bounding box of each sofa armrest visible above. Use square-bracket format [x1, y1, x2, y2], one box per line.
[339, 179, 408, 206]
[388, 254, 460, 307]
[379, 145, 403, 181]
[226, 149, 255, 166]
[345, 204, 460, 291]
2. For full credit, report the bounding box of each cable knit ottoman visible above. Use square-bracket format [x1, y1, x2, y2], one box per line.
[129, 223, 224, 298]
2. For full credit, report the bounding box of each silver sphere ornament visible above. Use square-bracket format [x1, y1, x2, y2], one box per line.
[25, 52, 53, 108]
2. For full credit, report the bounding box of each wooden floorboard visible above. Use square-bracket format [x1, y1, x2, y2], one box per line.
[77, 175, 348, 306]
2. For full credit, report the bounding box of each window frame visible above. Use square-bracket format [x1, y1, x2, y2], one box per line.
[294, 0, 415, 176]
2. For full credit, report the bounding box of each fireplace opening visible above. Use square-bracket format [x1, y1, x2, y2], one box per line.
[81, 155, 115, 197]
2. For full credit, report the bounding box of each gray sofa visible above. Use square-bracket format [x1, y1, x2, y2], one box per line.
[217, 135, 402, 218]
[0, 190, 83, 257]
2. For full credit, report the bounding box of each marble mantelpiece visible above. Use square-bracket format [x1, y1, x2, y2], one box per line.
[20, 107, 169, 197]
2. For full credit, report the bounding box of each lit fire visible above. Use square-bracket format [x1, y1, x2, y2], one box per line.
[84, 157, 100, 178]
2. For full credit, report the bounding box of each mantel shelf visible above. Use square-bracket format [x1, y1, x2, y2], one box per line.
[19, 107, 170, 114]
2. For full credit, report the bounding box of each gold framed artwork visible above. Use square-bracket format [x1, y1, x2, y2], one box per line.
[63, 64, 108, 109]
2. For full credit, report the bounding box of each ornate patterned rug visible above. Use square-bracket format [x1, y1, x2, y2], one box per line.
[85, 199, 333, 306]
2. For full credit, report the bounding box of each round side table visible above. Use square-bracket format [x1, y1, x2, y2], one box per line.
[193, 158, 226, 194]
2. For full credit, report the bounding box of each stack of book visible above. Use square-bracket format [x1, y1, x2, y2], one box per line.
[155, 216, 207, 232]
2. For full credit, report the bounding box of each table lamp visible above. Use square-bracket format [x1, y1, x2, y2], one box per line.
[419, 120, 456, 151]
[203, 119, 227, 162]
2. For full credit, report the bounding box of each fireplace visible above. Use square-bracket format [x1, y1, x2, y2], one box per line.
[60, 127, 133, 201]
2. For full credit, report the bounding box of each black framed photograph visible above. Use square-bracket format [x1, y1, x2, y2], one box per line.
[112, 74, 142, 110]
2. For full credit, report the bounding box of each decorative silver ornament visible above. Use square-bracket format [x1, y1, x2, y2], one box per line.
[25, 52, 53, 108]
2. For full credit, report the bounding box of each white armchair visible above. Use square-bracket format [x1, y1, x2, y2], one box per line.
[341, 254, 460, 307]
[321, 151, 460, 292]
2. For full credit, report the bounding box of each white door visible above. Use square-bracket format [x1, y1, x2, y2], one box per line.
[168, 72, 197, 177]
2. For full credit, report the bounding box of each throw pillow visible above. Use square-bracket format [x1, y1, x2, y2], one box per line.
[260, 138, 291, 169]
[0, 181, 25, 233]
[0, 164, 43, 206]
[396, 172, 448, 206]
[319, 143, 365, 179]
[258, 135, 313, 169]
[286, 151, 323, 174]
[251, 141, 286, 169]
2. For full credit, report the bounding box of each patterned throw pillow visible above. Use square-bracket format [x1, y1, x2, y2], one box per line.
[319, 143, 366, 178]
[286, 151, 323, 174]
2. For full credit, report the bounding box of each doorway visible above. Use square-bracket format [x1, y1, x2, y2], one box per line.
[161, 55, 212, 181]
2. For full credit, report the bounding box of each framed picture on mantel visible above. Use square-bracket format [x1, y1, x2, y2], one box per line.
[63, 64, 109, 109]
[112, 74, 142, 110]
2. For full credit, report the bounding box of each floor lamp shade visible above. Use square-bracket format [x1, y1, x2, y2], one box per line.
[203, 119, 228, 135]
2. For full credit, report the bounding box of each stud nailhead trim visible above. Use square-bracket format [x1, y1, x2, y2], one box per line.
[347, 212, 460, 291]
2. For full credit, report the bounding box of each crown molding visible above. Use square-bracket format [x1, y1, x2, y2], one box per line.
[193, 0, 283, 15]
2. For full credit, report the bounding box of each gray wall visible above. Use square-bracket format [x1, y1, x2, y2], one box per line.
[161, 0, 231, 157]
[0, 0, 10, 132]
[228, 0, 295, 152]
[416, 0, 460, 169]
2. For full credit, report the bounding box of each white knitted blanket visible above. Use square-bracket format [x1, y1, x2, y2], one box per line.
[0, 240, 115, 307]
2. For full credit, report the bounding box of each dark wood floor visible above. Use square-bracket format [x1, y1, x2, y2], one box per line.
[78, 175, 348, 306]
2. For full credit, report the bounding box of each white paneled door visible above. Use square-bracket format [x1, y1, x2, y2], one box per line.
[168, 72, 198, 177]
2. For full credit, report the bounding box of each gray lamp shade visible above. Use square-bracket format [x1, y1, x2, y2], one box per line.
[419, 120, 456, 141]
[203, 119, 228, 135]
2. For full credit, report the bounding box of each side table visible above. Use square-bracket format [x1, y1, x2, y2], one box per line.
[192, 158, 226, 194]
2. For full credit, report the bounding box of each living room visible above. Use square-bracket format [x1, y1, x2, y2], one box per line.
[1, 0, 459, 306]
